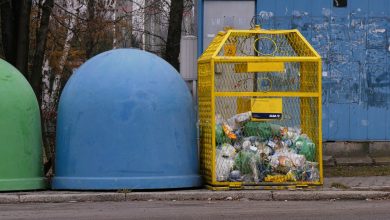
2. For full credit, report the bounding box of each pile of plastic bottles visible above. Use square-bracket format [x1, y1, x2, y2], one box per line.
[215, 112, 320, 183]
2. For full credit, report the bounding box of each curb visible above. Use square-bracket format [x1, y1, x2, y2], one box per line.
[0, 190, 389, 204]
[272, 190, 390, 201]
[351, 186, 390, 191]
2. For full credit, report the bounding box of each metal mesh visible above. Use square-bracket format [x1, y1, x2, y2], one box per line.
[215, 96, 320, 184]
[215, 62, 319, 93]
[198, 28, 322, 188]
[199, 32, 226, 62]
[198, 63, 213, 183]
[216, 97, 303, 128]
[218, 32, 316, 57]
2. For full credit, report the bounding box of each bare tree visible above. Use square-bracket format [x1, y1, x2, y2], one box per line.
[164, 0, 184, 71]
[31, 0, 54, 103]
[0, 0, 196, 175]
[0, 0, 32, 77]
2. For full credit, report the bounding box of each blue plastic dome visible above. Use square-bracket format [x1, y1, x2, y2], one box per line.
[53, 49, 201, 189]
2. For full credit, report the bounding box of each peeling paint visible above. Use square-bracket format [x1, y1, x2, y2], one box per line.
[322, 8, 331, 17]
[258, 1, 390, 140]
[258, 11, 274, 20]
[292, 10, 309, 17]
[372, 29, 386, 33]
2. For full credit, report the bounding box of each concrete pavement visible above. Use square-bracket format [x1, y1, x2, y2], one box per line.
[325, 176, 390, 191]
[2, 200, 390, 220]
[0, 176, 390, 203]
[0, 189, 389, 204]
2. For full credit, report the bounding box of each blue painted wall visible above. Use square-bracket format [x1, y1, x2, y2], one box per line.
[199, 0, 390, 141]
[256, 0, 390, 141]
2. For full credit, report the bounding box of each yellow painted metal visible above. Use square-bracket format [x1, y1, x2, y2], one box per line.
[237, 97, 251, 114]
[252, 98, 283, 113]
[318, 62, 324, 185]
[236, 98, 285, 121]
[198, 27, 322, 190]
[251, 98, 283, 121]
[294, 30, 321, 58]
[225, 29, 298, 35]
[215, 92, 319, 98]
[211, 60, 216, 184]
[224, 43, 237, 56]
[214, 56, 320, 62]
[211, 31, 231, 58]
[235, 62, 285, 73]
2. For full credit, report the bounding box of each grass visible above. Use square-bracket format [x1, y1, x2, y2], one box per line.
[324, 165, 390, 177]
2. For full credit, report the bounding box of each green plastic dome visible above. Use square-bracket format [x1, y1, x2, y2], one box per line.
[0, 59, 46, 190]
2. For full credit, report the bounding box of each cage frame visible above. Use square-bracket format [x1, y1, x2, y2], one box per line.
[198, 27, 323, 190]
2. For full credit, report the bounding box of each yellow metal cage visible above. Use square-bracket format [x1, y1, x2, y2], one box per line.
[198, 26, 323, 190]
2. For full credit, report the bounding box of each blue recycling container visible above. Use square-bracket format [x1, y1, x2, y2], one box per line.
[53, 49, 201, 189]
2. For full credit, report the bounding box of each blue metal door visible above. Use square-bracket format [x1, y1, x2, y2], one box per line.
[256, 0, 390, 141]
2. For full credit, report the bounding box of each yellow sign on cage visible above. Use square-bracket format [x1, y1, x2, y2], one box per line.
[237, 97, 283, 120]
[251, 98, 283, 120]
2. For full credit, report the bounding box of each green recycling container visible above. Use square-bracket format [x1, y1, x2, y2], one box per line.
[0, 59, 46, 190]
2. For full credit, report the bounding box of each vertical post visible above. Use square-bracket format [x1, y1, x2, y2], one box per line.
[318, 61, 323, 184]
[197, 0, 203, 57]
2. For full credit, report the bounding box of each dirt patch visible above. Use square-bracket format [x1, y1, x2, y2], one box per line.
[325, 165, 390, 177]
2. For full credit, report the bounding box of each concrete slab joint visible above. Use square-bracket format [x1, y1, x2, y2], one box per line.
[0, 190, 389, 204]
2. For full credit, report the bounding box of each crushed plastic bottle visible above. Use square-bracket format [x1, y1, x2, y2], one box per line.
[221, 143, 236, 158]
[233, 150, 258, 177]
[215, 113, 319, 184]
[289, 153, 306, 167]
[304, 161, 320, 182]
[227, 111, 252, 130]
[216, 149, 234, 182]
[293, 136, 316, 161]
[257, 143, 273, 156]
[215, 114, 224, 125]
[257, 156, 272, 181]
[229, 170, 242, 181]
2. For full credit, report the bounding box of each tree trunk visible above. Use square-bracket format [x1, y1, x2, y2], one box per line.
[16, 0, 32, 77]
[30, 0, 54, 175]
[31, 0, 54, 104]
[0, 0, 31, 77]
[1, 1, 18, 68]
[85, 0, 96, 59]
[164, 0, 184, 71]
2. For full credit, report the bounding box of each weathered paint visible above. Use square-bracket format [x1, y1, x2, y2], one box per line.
[198, 0, 390, 141]
[256, 0, 390, 141]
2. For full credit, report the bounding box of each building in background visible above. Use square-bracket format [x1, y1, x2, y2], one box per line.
[143, 0, 167, 55]
[116, 0, 134, 48]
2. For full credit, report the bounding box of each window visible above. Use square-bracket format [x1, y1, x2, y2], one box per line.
[334, 0, 347, 7]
